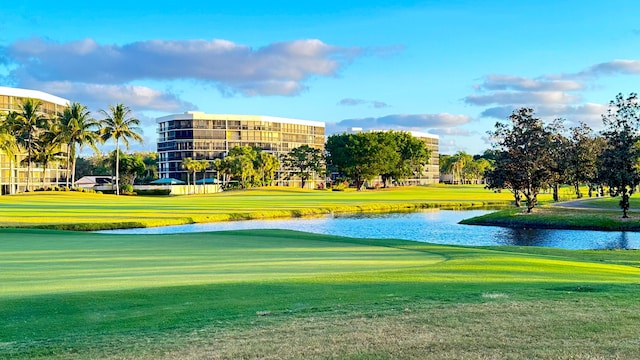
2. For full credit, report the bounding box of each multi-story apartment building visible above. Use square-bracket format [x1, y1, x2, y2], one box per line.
[0, 86, 70, 194]
[156, 112, 325, 184]
[408, 131, 440, 185]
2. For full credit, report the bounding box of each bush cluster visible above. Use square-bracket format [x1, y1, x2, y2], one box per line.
[32, 186, 99, 193]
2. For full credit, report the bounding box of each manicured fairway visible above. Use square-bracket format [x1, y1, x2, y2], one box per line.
[2, 228, 640, 359]
[0, 185, 523, 230]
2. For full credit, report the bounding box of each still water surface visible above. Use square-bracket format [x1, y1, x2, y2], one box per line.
[99, 209, 640, 250]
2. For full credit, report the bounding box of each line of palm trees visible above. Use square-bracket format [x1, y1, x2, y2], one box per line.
[0, 98, 143, 195]
[181, 157, 212, 194]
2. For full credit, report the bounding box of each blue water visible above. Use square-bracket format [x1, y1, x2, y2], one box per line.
[98, 209, 640, 250]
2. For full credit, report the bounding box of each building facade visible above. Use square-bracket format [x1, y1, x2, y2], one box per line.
[0, 86, 70, 194]
[408, 131, 440, 185]
[156, 112, 325, 184]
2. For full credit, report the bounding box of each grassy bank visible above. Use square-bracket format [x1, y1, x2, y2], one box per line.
[462, 196, 640, 231]
[2, 228, 640, 359]
[0, 185, 516, 230]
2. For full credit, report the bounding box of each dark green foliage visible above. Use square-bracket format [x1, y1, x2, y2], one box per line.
[135, 189, 171, 196]
[281, 145, 325, 188]
[220, 146, 279, 188]
[600, 93, 640, 218]
[566, 123, 603, 198]
[326, 131, 430, 190]
[486, 108, 554, 212]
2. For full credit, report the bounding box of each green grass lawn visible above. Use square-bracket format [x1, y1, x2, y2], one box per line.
[2, 228, 640, 359]
[2, 185, 639, 359]
[462, 194, 640, 231]
[0, 185, 518, 230]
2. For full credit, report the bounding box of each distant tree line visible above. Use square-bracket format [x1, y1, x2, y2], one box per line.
[325, 130, 432, 190]
[439, 151, 495, 185]
[485, 93, 640, 217]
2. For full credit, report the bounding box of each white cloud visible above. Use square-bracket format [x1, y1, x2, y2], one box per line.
[475, 74, 583, 92]
[576, 59, 640, 78]
[465, 91, 581, 106]
[480, 103, 607, 128]
[2, 37, 365, 97]
[334, 113, 471, 132]
[337, 98, 390, 108]
[428, 128, 476, 136]
[21, 80, 196, 112]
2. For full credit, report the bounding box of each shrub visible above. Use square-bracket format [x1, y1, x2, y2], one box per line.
[135, 189, 171, 196]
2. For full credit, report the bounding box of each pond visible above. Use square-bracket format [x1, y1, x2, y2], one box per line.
[99, 209, 640, 250]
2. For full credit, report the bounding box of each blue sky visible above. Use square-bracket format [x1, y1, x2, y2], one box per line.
[2, 1, 640, 154]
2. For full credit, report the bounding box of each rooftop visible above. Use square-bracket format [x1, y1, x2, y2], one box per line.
[0, 86, 70, 107]
[156, 111, 324, 128]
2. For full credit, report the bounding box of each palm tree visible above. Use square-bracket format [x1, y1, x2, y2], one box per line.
[58, 102, 101, 187]
[6, 98, 49, 191]
[0, 126, 18, 195]
[198, 159, 210, 193]
[212, 158, 223, 186]
[33, 127, 65, 188]
[99, 104, 143, 195]
[182, 157, 194, 191]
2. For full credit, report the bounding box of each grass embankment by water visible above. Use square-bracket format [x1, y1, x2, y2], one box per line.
[462, 196, 640, 231]
[0, 185, 514, 231]
[2, 228, 640, 359]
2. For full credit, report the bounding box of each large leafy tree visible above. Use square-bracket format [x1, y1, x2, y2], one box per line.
[326, 132, 382, 190]
[281, 145, 324, 188]
[393, 131, 431, 184]
[599, 93, 640, 218]
[440, 151, 473, 184]
[226, 146, 257, 188]
[99, 104, 143, 195]
[117, 153, 146, 187]
[6, 98, 49, 191]
[326, 131, 431, 189]
[58, 102, 101, 186]
[254, 151, 279, 187]
[545, 119, 570, 202]
[486, 108, 553, 212]
[566, 122, 601, 198]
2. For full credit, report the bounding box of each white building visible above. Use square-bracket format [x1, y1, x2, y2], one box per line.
[0, 86, 70, 194]
[156, 112, 325, 186]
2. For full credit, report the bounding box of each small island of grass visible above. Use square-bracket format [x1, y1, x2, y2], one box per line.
[461, 197, 640, 231]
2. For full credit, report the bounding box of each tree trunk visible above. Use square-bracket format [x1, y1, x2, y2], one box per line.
[115, 139, 120, 195]
[525, 195, 536, 213]
[71, 153, 77, 186]
[620, 192, 630, 218]
[26, 136, 32, 192]
[553, 183, 559, 202]
[513, 190, 521, 207]
[66, 145, 72, 188]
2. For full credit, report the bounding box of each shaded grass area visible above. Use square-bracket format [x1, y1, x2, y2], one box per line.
[2, 228, 640, 359]
[0, 185, 514, 230]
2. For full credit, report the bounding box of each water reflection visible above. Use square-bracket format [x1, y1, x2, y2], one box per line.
[98, 209, 640, 250]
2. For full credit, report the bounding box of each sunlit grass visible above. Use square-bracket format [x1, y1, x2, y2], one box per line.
[0, 185, 516, 230]
[2, 228, 640, 358]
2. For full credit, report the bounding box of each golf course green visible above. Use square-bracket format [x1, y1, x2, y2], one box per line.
[1, 185, 639, 359]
